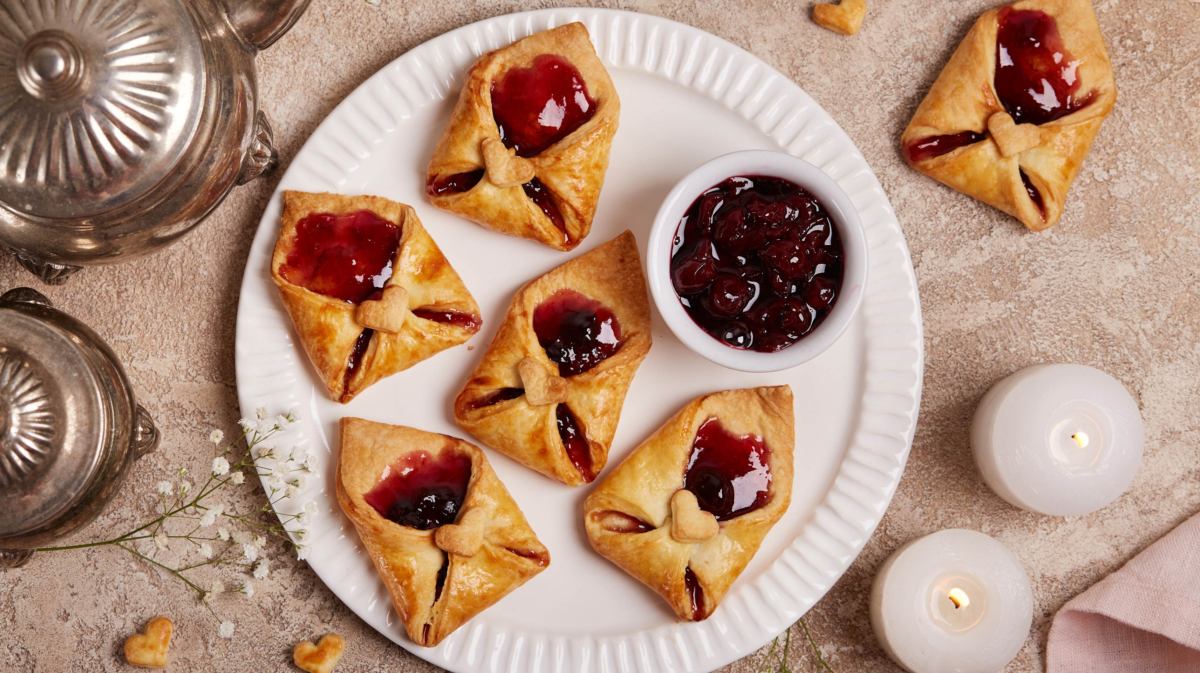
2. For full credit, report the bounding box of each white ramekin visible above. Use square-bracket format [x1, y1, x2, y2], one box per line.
[645, 150, 868, 373]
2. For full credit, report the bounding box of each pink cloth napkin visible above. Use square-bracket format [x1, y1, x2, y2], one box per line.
[1047, 511, 1200, 673]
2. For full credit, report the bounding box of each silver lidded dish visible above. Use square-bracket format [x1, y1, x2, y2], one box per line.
[0, 0, 311, 283]
[0, 288, 159, 567]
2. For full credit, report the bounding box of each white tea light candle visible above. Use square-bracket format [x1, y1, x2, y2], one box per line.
[972, 364, 1143, 517]
[870, 529, 1033, 673]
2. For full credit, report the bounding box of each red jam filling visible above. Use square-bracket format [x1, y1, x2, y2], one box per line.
[343, 328, 374, 395]
[532, 289, 622, 377]
[491, 54, 596, 158]
[556, 404, 594, 482]
[280, 210, 401, 303]
[683, 419, 771, 521]
[684, 566, 707, 620]
[363, 450, 472, 530]
[426, 169, 485, 196]
[412, 308, 482, 331]
[904, 131, 988, 163]
[522, 178, 567, 237]
[468, 387, 525, 410]
[670, 176, 844, 352]
[995, 8, 1095, 126]
[593, 510, 654, 533]
[1020, 169, 1045, 215]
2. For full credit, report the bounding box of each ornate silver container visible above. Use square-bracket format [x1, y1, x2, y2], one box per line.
[0, 0, 311, 283]
[0, 287, 159, 567]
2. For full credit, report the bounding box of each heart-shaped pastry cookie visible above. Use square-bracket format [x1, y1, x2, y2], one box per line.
[123, 616, 173, 669]
[812, 0, 867, 36]
[293, 633, 345, 673]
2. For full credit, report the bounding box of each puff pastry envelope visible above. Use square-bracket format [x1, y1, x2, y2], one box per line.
[336, 418, 550, 647]
[584, 386, 794, 621]
[425, 22, 619, 250]
[454, 231, 651, 485]
[272, 191, 481, 403]
[900, 0, 1116, 230]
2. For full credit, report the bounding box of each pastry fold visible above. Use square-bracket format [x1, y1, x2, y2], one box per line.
[336, 418, 549, 647]
[454, 231, 651, 485]
[584, 386, 794, 621]
[426, 22, 619, 250]
[272, 191, 481, 403]
[900, 0, 1116, 230]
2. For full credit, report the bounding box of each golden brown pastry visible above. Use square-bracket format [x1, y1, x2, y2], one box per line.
[454, 231, 651, 485]
[123, 616, 173, 669]
[335, 418, 549, 647]
[900, 0, 1116, 230]
[812, 0, 867, 36]
[292, 634, 345, 673]
[272, 191, 481, 403]
[425, 22, 619, 250]
[584, 386, 794, 621]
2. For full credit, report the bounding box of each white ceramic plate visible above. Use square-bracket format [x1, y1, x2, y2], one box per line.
[235, 8, 923, 673]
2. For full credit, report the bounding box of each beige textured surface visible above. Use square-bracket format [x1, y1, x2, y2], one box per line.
[2, 1, 1198, 671]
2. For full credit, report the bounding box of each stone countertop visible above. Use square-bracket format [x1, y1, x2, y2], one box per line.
[2, 1, 1198, 671]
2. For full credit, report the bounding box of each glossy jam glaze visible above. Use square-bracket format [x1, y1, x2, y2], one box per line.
[412, 308, 482, 331]
[904, 130, 988, 163]
[363, 450, 472, 530]
[491, 54, 596, 157]
[670, 175, 845, 352]
[684, 566, 707, 620]
[533, 289, 622, 377]
[995, 8, 1095, 126]
[522, 178, 567, 237]
[467, 387, 525, 410]
[280, 210, 401, 303]
[426, 169, 485, 196]
[556, 404, 593, 482]
[683, 418, 772, 521]
[343, 328, 374, 394]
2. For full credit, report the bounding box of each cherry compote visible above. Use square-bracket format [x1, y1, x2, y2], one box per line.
[683, 419, 771, 521]
[995, 8, 1094, 126]
[363, 450, 472, 530]
[280, 210, 401, 303]
[670, 176, 844, 352]
[556, 404, 593, 482]
[491, 54, 596, 157]
[426, 169, 485, 196]
[533, 289, 622, 377]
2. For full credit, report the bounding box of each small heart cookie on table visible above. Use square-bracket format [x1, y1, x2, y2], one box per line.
[293, 633, 345, 673]
[123, 616, 173, 669]
[812, 0, 867, 36]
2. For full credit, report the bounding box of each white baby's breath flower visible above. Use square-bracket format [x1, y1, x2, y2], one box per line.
[275, 414, 293, 429]
[238, 581, 254, 599]
[211, 456, 230, 476]
[266, 474, 284, 492]
[256, 407, 267, 421]
[155, 480, 173, 496]
[198, 543, 213, 559]
[179, 479, 193, 495]
[218, 621, 235, 639]
[285, 483, 299, 499]
[252, 559, 269, 580]
[202, 591, 214, 604]
[209, 429, 224, 445]
[230, 471, 245, 485]
[289, 445, 309, 464]
[199, 504, 223, 528]
[238, 418, 255, 434]
[232, 530, 251, 545]
[210, 579, 225, 595]
[217, 527, 230, 542]
[153, 531, 169, 550]
[253, 535, 266, 549]
[241, 543, 258, 564]
[296, 545, 309, 561]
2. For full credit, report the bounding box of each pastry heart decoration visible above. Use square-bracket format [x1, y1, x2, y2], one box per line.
[584, 386, 795, 621]
[292, 633, 345, 673]
[426, 22, 620, 250]
[669, 489, 720, 544]
[812, 0, 867, 36]
[901, 0, 1116, 231]
[432, 507, 487, 557]
[123, 616, 173, 669]
[454, 231, 652, 485]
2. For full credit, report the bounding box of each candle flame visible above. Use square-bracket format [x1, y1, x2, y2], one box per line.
[947, 587, 970, 610]
[1071, 431, 1090, 449]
